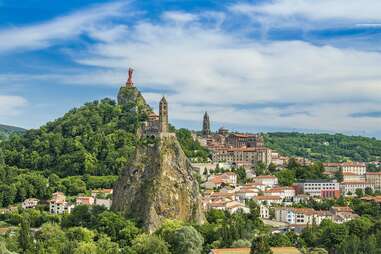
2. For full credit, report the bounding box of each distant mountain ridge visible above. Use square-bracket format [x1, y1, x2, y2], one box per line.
[265, 132, 381, 162]
[0, 124, 25, 139]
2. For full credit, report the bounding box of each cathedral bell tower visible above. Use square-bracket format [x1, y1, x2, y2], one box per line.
[202, 112, 211, 136]
[159, 97, 169, 133]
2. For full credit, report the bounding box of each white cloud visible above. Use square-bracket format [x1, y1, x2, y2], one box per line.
[356, 23, 381, 28]
[3, 1, 381, 135]
[162, 11, 198, 24]
[59, 14, 381, 134]
[0, 95, 27, 116]
[231, 0, 381, 23]
[0, 1, 129, 53]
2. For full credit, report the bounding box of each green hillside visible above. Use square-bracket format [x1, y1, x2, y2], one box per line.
[0, 124, 25, 139]
[265, 132, 381, 162]
[1, 98, 138, 176]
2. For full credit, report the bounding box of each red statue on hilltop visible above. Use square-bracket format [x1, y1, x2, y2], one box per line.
[126, 68, 134, 87]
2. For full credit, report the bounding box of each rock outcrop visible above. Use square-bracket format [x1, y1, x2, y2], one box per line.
[112, 85, 204, 232]
[117, 86, 152, 116]
[112, 133, 205, 232]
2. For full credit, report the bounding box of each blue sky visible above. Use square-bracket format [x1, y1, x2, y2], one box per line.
[1, 0, 381, 137]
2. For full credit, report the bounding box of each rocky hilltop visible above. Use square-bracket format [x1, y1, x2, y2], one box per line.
[117, 85, 152, 116]
[112, 78, 204, 232]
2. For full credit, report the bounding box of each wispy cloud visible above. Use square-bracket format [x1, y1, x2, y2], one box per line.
[356, 23, 381, 28]
[2, 0, 381, 135]
[53, 12, 381, 133]
[0, 1, 130, 53]
[350, 111, 381, 118]
[231, 0, 381, 28]
[0, 95, 27, 116]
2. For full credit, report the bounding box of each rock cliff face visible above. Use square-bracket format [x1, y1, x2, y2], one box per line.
[112, 133, 205, 232]
[112, 85, 204, 232]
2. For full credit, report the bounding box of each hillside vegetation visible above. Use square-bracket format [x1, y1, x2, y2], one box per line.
[0, 124, 25, 140]
[265, 132, 381, 162]
[1, 98, 138, 176]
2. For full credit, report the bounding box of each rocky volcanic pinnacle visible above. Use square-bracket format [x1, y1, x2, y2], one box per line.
[112, 86, 204, 232]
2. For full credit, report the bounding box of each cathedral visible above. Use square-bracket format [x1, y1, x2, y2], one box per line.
[202, 112, 211, 136]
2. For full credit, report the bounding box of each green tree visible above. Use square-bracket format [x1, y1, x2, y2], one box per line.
[334, 170, 343, 182]
[268, 163, 277, 174]
[18, 218, 33, 252]
[0, 240, 17, 254]
[355, 188, 364, 197]
[176, 128, 210, 162]
[119, 221, 141, 246]
[130, 234, 170, 254]
[96, 234, 120, 254]
[365, 187, 374, 196]
[318, 221, 348, 252]
[95, 211, 129, 241]
[255, 162, 267, 176]
[62, 205, 92, 228]
[164, 226, 204, 254]
[275, 169, 295, 186]
[250, 236, 273, 254]
[66, 227, 95, 242]
[61, 177, 87, 196]
[35, 223, 68, 254]
[73, 242, 97, 254]
[346, 217, 372, 237]
[231, 239, 251, 248]
[307, 248, 328, 254]
[235, 167, 247, 184]
[268, 233, 292, 247]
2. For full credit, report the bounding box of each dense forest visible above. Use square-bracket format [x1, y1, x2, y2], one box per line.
[265, 132, 381, 162]
[0, 124, 25, 140]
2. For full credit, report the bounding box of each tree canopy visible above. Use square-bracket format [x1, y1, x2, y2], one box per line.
[265, 132, 381, 162]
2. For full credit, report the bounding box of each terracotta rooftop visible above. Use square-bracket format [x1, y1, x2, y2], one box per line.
[255, 195, 281, 200]
[323, 162, 366, 167]
[341, 181, 368, 184]
[230, 133, 257, 138]
[214, 147, 271, 152]
[210, 192, 235, 197]
[331, 206, 353, 213]
[266, 187, 294, 192]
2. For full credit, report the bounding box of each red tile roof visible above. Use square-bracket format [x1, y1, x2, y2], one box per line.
[255, 195, 281, 200]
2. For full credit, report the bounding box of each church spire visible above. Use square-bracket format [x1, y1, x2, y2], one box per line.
[202, 111, 211, 136]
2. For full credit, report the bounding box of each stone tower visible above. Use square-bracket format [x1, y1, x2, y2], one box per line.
[202, 112, 211, 136]
[159, 97, 168, 133]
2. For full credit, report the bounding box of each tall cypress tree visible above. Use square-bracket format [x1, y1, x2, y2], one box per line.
[18, 218, 33, 252]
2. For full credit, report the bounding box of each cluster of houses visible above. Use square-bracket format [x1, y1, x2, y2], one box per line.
[201, 170, 359, 228]
[20, 189, 113, 214]
[275, 206, 358, 226]
[322, 162, 380, 194]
